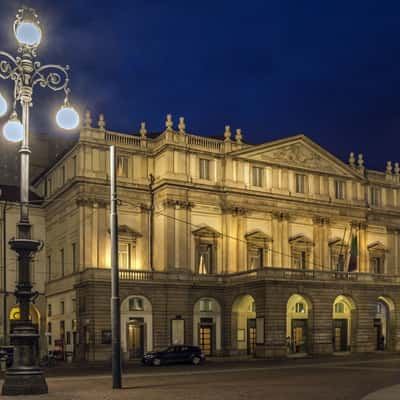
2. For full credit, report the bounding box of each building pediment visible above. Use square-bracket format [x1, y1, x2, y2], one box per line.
[192, 225, 221, 238]
[231, 134, 364, 179]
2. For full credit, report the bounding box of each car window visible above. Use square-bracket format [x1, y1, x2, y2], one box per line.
[181, 346, 189, 351]
[166, 347, 174, 353]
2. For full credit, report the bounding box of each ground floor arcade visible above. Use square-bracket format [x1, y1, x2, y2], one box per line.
[69, 276, 400, 361]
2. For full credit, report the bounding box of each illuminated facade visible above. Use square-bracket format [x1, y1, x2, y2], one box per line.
[32, 113, 400, 360]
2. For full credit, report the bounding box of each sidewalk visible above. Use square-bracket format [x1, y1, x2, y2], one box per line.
[363, 385, 400, 400]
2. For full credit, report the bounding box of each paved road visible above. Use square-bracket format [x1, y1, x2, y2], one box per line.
[2, 354, 400, 399]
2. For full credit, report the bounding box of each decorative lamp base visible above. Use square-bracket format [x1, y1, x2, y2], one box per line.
[2, 369, 48, 395]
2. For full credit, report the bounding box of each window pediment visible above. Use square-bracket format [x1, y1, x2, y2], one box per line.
[289, 234, 314, 247]
[368, 241, 387, 253]
[192, 226, 221, 238]
[245, 230, 273, 242]
[107, 225, 142, 239]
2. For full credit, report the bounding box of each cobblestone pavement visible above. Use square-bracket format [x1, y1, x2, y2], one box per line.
[2, 354, 400, 400]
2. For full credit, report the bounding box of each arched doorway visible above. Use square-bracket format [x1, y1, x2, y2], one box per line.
[9, 304, 40, 333]
[193, 297, 221, 356]
[332, 295, 356, 352]
[231, 294, 256, 356]
[375, 296, 394, 351]
[121, 295, 152, 359]
[286, 294, 310, 354]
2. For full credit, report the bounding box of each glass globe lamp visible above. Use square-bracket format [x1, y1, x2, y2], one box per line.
[3, 112, 23, 142]
[15, 21, 42, 46]
[56, 105, 80, 130]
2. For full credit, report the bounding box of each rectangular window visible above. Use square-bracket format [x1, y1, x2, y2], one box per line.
[118, 243, 130, 269]
[295, 303, 305, 313]
[60, 320, 65, 341]
[47, 255, 52, 281]
[198, 243, 213, 274]
[60, 301, 65, 315]
[373, 257, 383, 274]
[48, 335, 52, 345]
[248, 247, 264, 269]
[72, 243, 77, 272]
[371, 187, 381, 206]
[335, 180, 345, 200]
[47, 178, 52, 195]
[293, 250, 307, 269]
[72, 319, 77, 331]
[335, 303, 345, 313]
[252, 166, 263, 187]
[72, 298, 76, 313]
[117, 155, 128, 177]
[129, 297, 144, 311]
[62, 165, 66, 185]
[47, 322, 52, 333]
[199, 158, 210, 180]
[295, 174, 306, 193]
[66, 331, 71, 345]
[60, 248, 65, 277]
[200, 299, 212, 312]
[47, 304, 52, 317]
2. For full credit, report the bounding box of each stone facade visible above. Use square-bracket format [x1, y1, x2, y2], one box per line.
[29, 114, 400, 360]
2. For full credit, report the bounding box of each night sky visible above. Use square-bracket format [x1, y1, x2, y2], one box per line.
[1, 0, 400, 171]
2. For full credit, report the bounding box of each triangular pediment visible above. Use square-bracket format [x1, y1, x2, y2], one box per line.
[231, 134, 364, 179]
[192, 225, 221, 238]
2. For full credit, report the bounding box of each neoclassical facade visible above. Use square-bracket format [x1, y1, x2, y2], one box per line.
[31, 113, 400, 360]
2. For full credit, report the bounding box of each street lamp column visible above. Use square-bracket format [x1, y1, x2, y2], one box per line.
[0, 7, 79, 396]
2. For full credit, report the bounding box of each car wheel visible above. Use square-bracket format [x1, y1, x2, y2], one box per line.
[192, 356, 201, 365]
[152, 358, 161, 366]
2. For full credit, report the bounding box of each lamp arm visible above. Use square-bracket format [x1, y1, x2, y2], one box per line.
[31, 63, 70, 92]
[0, 51, 20, 81]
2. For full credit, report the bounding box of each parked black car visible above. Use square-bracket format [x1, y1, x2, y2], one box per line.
[142, 345, 205, 366]
[0, 346, 14, 368]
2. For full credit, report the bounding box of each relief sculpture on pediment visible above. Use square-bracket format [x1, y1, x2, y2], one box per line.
[260, 143, 334, 172]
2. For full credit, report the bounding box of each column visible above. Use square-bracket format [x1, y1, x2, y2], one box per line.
[236, 209, 247, 272]
[387, 228, 396, 275]
[358, 223, 367, 273]
[321, 218, 330, 269]
[281, 215, 290, 267]
[91, 203, 99, 267]
[164, 201, 175, 270]
[174, 201, 192, 270]
[272, 213, 281, 267]
[312, 217, 322, 270]
[140, 205, 150, 270]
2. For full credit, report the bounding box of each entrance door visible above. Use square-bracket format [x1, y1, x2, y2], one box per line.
[199, 325, 213, 356]
[127, 321, 144, 358]
[333, 319, 348, 352]
[292, 319, 307, 353]
[247, 319, 256, 356]
[374, 319, 384, 351]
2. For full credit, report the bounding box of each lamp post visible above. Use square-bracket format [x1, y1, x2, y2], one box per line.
[0, 7, 79, 395]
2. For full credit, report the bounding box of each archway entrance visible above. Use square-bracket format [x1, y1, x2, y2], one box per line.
[231, 295, 256, 355]
[193, 298, 221, 356]
[286, 294, 310, 354]
[121, 295, 152, 359]
[375, 296, 394, 351]
[332, 295, 356, 352]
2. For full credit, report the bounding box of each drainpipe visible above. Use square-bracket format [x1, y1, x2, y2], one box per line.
[149, 174, 155, 271]
[2, 201, 7, 344]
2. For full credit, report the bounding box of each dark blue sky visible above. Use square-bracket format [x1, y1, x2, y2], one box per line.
[1, 0, 400, 170]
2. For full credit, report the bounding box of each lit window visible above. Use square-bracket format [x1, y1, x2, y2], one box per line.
[248, 247, 264, 269]
[47, 322, 52, 333]
[200, 299, 212, 312]
[199, 158, 210, 180]
[117, 156, 128, 177]
[335, 303, 345, 313]
[295, 174, 305, 193]
[118, 243, 130, 269]
[252, 166, 263, 187]
[129, 297, 144, 311]
[60, 301, 65, 315]
[198, 243, 213, 274]
[371, 187, 381, 206]
[295, 303, 305, 313]
[335, 180, 345, 200]
[250, 301, 256, 313]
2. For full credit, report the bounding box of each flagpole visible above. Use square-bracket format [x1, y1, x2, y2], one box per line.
[338, 226, 347, 271]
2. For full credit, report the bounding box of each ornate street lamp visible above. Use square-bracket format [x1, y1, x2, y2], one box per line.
[0, 7, 79, 395]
